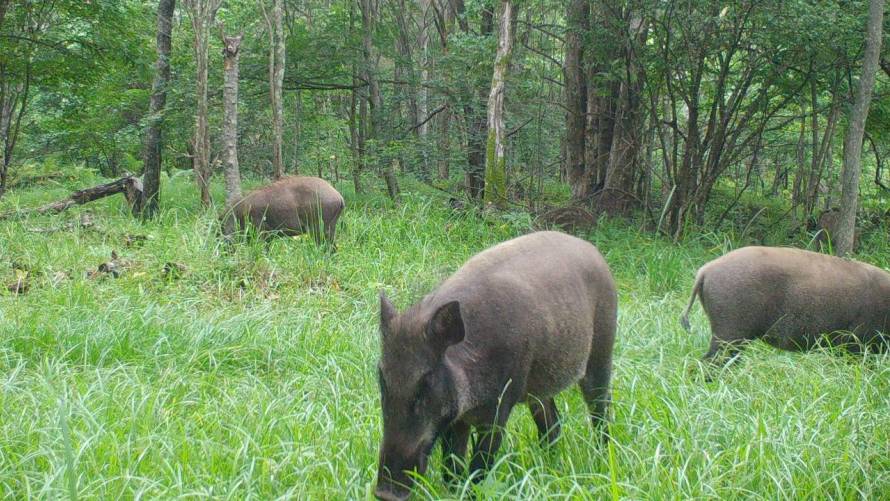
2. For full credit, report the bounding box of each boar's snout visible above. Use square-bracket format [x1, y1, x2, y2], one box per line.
[375, 441, 432, 501]
[374, 483, 409, 501]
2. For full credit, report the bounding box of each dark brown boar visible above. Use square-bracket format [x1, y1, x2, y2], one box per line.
[231, 176, 344, 244]
[680, 246, 890, 367]
[374, 231, 617, 501]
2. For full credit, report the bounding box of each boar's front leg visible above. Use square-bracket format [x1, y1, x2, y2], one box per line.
[468, 424, 506, 481]
[467, 400, 517, 481]
[440, 421, 470, 485]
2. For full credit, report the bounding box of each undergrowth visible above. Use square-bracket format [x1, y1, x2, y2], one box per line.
[0, 174, 887, 499]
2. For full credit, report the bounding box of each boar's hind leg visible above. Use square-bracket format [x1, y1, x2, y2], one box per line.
[579, 360, 611, 443]
[323, 215, 339, 252]
[700, 311, 757, 370]
[579, 332, 614, 441]
[528, 397, 561, 446]
[440, 421, 470, 485]
[701, 336, 748, 370]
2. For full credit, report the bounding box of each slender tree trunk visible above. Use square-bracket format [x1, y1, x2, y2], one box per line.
[454, 0, 492, 201]
[392, 0, 422, 178]
[0, 60, 30, 201]
[595, 82, 618, 186]
[273, 0, 285, 178]
[0, 79, 13, 199]
[790, 111, 806, 222]
[806, 95, 839, 216]
[0, 0, 9, 31]
[466, 107, 487, 199]
[194, 40, 211, 207]
[262, 0, 286, 178]
[483, 0, 516, 208]
[221, 31, 243, 236]
[358, 81, 369, 193]
[837, 0, 883, 256]
[417, 2, 431, 175]
[437, 106, 451, 179]
[564, 0, 588, 200]
[349, 74, 364, 194]
[183, 0, 222, 208]
[360, 0, 400, 200]
[138, 0, 176, 219]
[292, 89, 302, 174]
[348, 2, 362, 192]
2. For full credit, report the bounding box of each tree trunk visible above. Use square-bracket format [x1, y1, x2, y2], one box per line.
[0, 0, 9, 31]
[805, 95, 839, 217]
[292, 89, 302, 174]
[360, 0, 399, 201]
[454, 0, 492, 201]
[0, 64, 30, 200]
[392, 0, 422, 179]
[437, 105, 451, 180]
[221, 31, 243, 237]
[429, 0, 454, 182]
[183, 0, 221, 208]
[348, 2, 362, 192]
[600, 12, 647, 215]
[417, 2, 431, 175]
[138, 0, 176, 219]
[349, 73, 364, 194]
[0, 80, 13, 200]
[483, 0, 516, 208]
[836, 0, 883, 256]
[564, 0, 588, 200]
[194, 25, 211, 206]
[273, 0, 285, 178]
[262, 0, 286, 179]
[790, 111, 806, 222]
[465, 108, 487, 199]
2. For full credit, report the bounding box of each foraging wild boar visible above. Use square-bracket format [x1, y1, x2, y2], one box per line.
[375, 231, 617, 501]
[230, 176, 344, 244]
[680, 246, 890, 366]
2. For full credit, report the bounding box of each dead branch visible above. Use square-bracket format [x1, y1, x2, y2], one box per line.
[0, 175, 143, 220]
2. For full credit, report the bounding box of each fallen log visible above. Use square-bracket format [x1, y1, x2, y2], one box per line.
[0, 175, 143, 219]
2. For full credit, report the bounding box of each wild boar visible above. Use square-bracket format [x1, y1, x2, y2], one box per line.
[680, 246, 890, 366]
[230, 176, 344, 245]
[374, 231, 617, 501]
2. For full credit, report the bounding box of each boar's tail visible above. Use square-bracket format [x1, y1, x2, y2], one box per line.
[680, 271, 704, 332]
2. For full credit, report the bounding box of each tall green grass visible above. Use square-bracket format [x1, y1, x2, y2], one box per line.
[0, 175, 887, 499]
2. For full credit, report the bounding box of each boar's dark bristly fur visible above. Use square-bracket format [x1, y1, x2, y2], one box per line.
[375, 231, 617, 501]
[681, 246, 890, 367]
[229, 176, 344, 245]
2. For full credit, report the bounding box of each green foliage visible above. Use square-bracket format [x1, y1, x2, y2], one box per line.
[5, 1, 154, 174]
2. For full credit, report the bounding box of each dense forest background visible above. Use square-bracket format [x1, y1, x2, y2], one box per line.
[1, 0, 888, 247]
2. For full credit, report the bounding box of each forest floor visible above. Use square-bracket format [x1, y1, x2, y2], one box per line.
[0, 173, 888, 499]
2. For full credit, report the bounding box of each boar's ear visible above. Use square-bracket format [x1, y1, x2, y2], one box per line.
[427, 301, 465, 352]
[380, 291, 397, 331]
